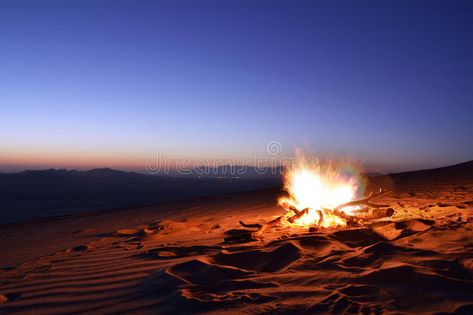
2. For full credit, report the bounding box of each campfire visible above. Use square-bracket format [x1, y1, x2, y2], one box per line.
[238, 158, 395, 239]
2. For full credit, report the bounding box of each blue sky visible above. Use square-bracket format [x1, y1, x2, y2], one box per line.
[0, 0, 472, 172]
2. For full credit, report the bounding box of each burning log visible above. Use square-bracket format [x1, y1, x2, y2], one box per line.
[280, 202, 302, 214]
[316, 209, 324, 226]
[356, 207, 395, 220]
[239, 189, 393, 237]
[334, 188, 391, 212]
[287, 208, 310, 223]
[324, 208, 357, 224]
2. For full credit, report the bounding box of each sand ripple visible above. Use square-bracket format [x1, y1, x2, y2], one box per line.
[1, 183, 472, 314]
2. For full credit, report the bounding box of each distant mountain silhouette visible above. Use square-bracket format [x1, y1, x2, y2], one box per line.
[4, 166, 284, 179]
[11, 168, 144, 178]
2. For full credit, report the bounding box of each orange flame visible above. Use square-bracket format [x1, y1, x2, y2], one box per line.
[279, 157, 364, 228]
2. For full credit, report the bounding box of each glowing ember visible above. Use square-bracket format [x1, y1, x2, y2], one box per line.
[278, 158, 364, 228]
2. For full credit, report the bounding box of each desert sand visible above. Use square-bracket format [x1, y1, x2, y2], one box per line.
[0, 168, 472, 314]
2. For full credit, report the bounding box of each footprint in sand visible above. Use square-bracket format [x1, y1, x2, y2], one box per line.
[212, 242, 301, 272]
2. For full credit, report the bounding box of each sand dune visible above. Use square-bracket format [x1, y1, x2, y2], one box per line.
[0, 174, 472, 314]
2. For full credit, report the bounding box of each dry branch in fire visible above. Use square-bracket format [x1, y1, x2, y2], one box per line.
[236, 188, 394, 241]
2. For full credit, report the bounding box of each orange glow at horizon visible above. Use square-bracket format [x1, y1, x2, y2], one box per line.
[0, 150, 148, 171]
[0, 149, 280, 172]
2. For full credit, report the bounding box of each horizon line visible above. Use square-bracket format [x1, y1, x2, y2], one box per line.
[1, 159, 471, 176]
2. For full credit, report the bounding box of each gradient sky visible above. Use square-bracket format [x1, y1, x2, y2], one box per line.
[1, 0, 472, 173]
